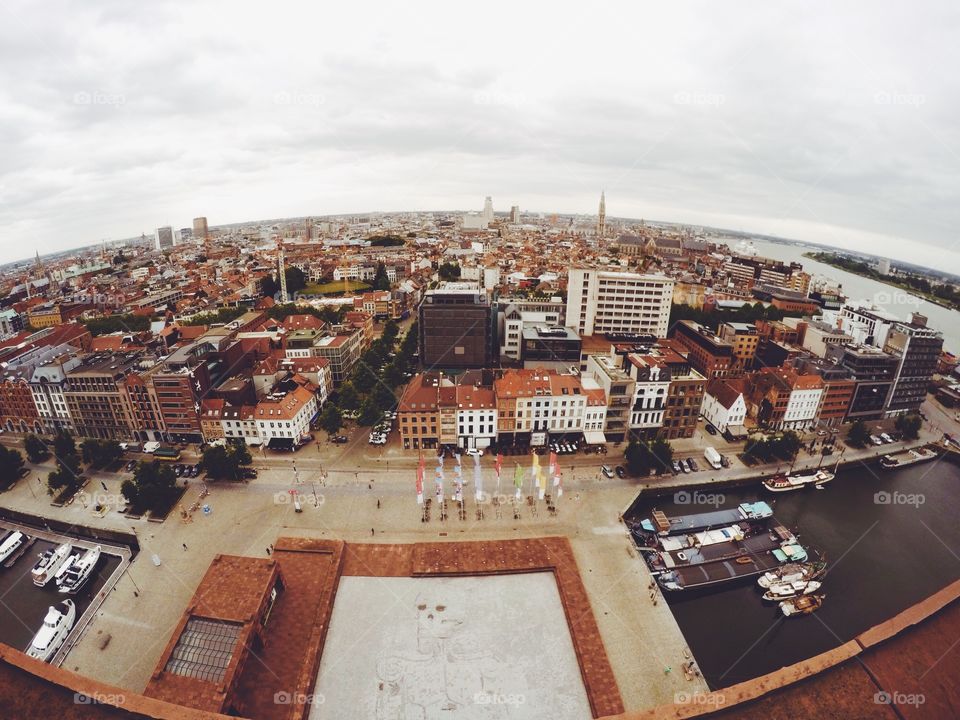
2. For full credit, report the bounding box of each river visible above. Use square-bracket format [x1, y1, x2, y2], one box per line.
[723, 238, 960, 354]
[626, 457, 960, 689]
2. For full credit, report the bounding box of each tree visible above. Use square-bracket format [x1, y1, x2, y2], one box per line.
[52, 430, 76, 459]
[382, 319, 400, 343]
[338, 382, 361, 411]
[373, 382, 397, 412]
[201, 443, 253, 482]
[777, 431, 802, 459]
[895, 413, 922, 440]
[437, 262, 460, 281]
[24, 434, 49, 463]
[624, 438, 673, 476]
[81, 439, 123, 469]
[123, 461, 177, 513]
[649, 438, 674, 474]
[284, 266, 306, 294]
[319, 404, 343, 436]
[358, 396, 381, 426]
[848, 420, 870, 448]
[0, 446, 25, 484]
[383, 361, 405, 388]
[372, 262, 391, 291]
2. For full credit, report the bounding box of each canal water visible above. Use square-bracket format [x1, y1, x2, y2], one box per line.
[627, 456, 960, 689]
[0, 538, 122, 653]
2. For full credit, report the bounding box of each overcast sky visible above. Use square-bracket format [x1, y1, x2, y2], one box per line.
[1, 1, 958, 271]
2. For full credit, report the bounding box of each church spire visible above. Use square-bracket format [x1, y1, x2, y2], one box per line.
[597, 190, 606, 239]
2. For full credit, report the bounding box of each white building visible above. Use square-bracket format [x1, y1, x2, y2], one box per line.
[701, 378, 747, 434]
[783, 382, 824, 431]
[497, 296, 566, 361]
[455, 385, 497, 450]
[30, 353, 82, 434]
[565, 268, 673, 337]
[623, 356, 670, 436]
[254, 386, 318, 448]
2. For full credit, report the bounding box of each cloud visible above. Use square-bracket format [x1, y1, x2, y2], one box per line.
[0, 1, 958, 272]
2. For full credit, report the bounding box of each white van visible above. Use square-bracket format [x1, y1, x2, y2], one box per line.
[704, 446, 722, 470]
[142, 441, 161, 454]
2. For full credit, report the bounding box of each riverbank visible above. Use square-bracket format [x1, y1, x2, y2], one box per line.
[802, 251, 960, 312]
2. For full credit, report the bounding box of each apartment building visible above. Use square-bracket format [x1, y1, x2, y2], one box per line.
[398, 373, 441, 450]
[64, 352, 142, 440]
[255, 384, 318, 450]
[883, 315, 943, 416]
[622, 353, 671, 440]
[585, 353, 635, 443]
[670, 320, 737, 379]
[30, 353, 82, 434]
[826, 344, 899, 421]
[718, 322, 760, 371]
[495, 296, 565, 361]
[565, 268, 673, 338]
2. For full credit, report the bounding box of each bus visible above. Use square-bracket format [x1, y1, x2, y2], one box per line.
[153, 446, 182, 462]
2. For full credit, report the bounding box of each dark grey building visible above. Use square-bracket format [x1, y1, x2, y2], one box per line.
[520, 324, 581, 366]
[418, 284, 492, 369]
[826, 343, 899, 421]
[883, 314, 943, 415]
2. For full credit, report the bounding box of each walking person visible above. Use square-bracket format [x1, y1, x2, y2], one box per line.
[182, 543, 188, 551]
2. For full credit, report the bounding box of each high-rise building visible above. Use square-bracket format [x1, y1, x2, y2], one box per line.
[193, 217, 209, 241]
[509, 205, 520, 224]
[883, 314, 943, 415]
[155, 226, 174, 250]
[482, 196, 494, 224]
[419, 283, 492, 368]
[565, 268, 673, 338]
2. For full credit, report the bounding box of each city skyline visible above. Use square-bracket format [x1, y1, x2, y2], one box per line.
[1, 2, 959, 271]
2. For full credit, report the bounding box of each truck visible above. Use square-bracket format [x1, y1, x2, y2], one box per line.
[704, 446, 722, 470]
[142, 441, 161, 454]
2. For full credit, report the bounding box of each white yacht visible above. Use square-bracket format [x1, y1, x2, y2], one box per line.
[0, 531, 28, 565]
[31, 543, 73, 587]
[26, 600, 76, 662]
[57, 545, 101, 595]
[762, 579, 823, 602]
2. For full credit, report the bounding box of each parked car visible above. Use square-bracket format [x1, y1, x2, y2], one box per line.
[880, 433, 894, 443]
[704, 424, 717, 436]
[615, 465, 626, 478]
[466, 448, 483, 457]
[241, 468, 258, 479]
[331, 435, 348, 444]
[720, 454, 730, 468]
[671, 460, 682, 474]
[688, 458, 699, 472]
[680, 459, 691, 473]
[869, 435, 884, 446]
[601, 465, 614, 479]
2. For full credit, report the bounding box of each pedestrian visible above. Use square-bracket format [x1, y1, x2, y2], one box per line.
[266, 547, 271, 555]
[182, 543, 188, 551]
[377, 498, 381, 509]
[370, 528, 375, 536]
[101, 480, 108, 491]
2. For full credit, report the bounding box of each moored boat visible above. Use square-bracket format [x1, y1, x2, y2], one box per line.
[762, 579, 822, 602]
[31, 543, 73, 587]
[26, 600, 76, 662]
[780, 593, 825, 617]
[879, 447, 938, 470]
[0, 531, 28, 565]
[757, 561, 827, 589]
[57, 545, 101, 595]
[633, 501, 773, 538]
[763, 468, 835, 493]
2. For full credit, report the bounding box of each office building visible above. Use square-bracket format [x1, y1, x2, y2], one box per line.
[565, 268, 673, 338]
[419, 283, 492, 368]
[155, 226, 174, 251]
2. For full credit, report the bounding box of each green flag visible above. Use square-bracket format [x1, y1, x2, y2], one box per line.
[513, 463, 524, 489]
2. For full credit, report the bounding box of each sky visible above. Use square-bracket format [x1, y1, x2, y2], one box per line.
[1, 1, 959, 271]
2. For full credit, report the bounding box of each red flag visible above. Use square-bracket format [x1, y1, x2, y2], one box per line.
[416, 453, 425, 504]
[495, 453, 503, 477]
[549, 451, 558, 476]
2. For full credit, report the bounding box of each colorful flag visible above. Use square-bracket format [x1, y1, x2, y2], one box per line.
[495, 453, 503, 494]
[455, 452, 461, 467]
[555, 469, 563, 498]
[416, 453, 425, 505]
[474, 461, 483, 501]
[513, 463, 523, 500]
[549, 451, 558, 477]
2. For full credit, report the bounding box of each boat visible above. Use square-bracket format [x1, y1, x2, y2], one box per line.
[57, 545, 101, 595]
[31, 543, 73, 587]
[762, 579, 822, 602]
[633, 502, 774, 538]
[0, 531, 28, 565]
[757, 561, 827, 589]
[879, 447, 938, 470]
[780, 593, 825, 617]
[763, 468, 835, 493]
[26, 600, 76, 662]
